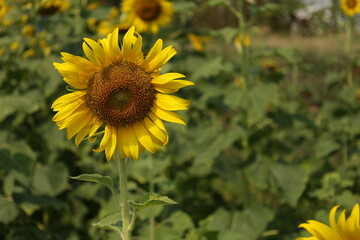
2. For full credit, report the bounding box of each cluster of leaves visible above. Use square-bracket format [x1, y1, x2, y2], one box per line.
[0, 0, 359, 240]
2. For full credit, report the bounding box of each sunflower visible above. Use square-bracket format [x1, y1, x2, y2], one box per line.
[0, 0, 10, 23]
[121, 0, 173, 33]
[52, 27, 193, 161]
[38, 0, 70, 16]
[297, 204, 360, 240]
[340, 0, 360, 16]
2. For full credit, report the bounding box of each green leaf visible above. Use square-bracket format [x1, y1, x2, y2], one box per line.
[192, 57, 233, 81]
[218, 230, 245, 240]
[0, 195, 19, 224]
[190, 125, 246, 176]
[70, 174, 116, 196]
[12, 193, 66, 216]
[92, 212, 122, 234]
[232, 206, 275, 240]
[315, 135, 340, 159]
[207, 0, 229, 7]
[33, 162, 69, 196]
[248, 83, 279, 123]
[0, 141, 36, 176]
[271, 164, 309, 207]
[201, 208, 231, 231]
[128, 193, 177, 211]
[168, 211, 194, 233]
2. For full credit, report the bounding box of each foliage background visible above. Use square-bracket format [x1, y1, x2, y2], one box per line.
[0, 0, 360, 239]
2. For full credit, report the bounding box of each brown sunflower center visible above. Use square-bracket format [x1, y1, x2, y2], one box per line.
[86, 60, 155, 127]
[135, 0, 161, 21]
[346, 0, 356, 8]
[38, 5, 61, 16]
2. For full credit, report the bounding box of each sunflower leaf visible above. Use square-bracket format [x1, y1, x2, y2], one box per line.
[92, 212, 122, 234]
[128, 193, 177, 211]
[70, 174, 117, 201]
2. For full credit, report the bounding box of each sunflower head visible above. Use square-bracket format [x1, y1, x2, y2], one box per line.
[121, 0, 173, 33]
[0, 0, 10, 24]
[340, 0, 360, 16]
[38, 0, 70, 16]
[297, 204, 360, 240]
[52, 26, 194, 161]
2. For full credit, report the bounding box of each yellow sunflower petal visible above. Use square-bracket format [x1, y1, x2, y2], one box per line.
[329, 206, 341, 232]
[84, 38, 110, 67]
[75, 126, 91, 146]
[122, 26, 136, 54]
[88, 120, 103, 142]
[53, 63, 89, 89]
[110, 28, 121, 62]
[60, 52, 98, 73]
[116, 128, 126, 159]
[133, 121, 156, 153]
[66, 108, 93, 139]
[151, 106, 186, 125]
[146, 45, 176, 72]
[118, 127, 131, 158]
[142, 39, 163, 68]
[143, 116, 168, 144]
[104, 125, 117, 161]
[155, 93, 190, 111]
[299, 221, 342, 240]
[151, 73, 185, 84]
[51, 91, 86, 110]
[121, 126, 139, 160]
[122, 26, 144, 63]
[148, 111, 167, 132]
[154, 80, 195, 93]
[52, 98, 87, 122]
[94, 125, 111, 153]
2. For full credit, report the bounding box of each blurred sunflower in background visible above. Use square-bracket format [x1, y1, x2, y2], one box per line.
[52, 27, 194, 161]
[340, 0, 360, 16]
[260, 59, 281, 73]
[0, 0, 11, 26]
[234, 33, 251, 53]
[37, 0, 70, 16]
[121, 0, 173, 33]
[297, 204, 360, 240]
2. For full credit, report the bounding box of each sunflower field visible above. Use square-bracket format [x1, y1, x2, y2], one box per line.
[1, 0, 360, 239]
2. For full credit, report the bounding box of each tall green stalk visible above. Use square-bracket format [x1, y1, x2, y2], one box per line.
[346, 18, 353, 87]
[118, 158, 131, 240]
[148, 157, 155, 240]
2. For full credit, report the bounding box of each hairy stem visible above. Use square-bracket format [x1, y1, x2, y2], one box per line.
[149, 157, 155, 240]
[118, 158, 131, 240]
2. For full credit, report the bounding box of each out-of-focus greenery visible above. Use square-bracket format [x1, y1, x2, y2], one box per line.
[0, 0, 359, 239]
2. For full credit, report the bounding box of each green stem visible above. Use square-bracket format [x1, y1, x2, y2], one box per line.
[149, 157, 155, 240]
[292, 61, 299, 89]
[118, 158, 131, 240]
[346, 18, 353, 86]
